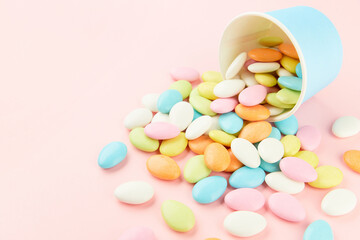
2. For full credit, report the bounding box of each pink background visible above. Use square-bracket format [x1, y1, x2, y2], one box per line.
[1, 0, 360, 239]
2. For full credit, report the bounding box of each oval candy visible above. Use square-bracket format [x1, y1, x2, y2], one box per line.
[332, 116, 360, 138]
[278, 43, 299, 59]
[229, 166, 265, 188]
[276, 67, 294, 77]
[192, 176, 227, 204]
[266, 93, 295, 109]
[264, 104, 284, 117]
[161, 200, 195, 232]
[118, 226, 156, 240]
[219, 112, 244, 134]
[248, 62, 280, 73]
[254, 73, 278, 87]
[268, 192, 306, 222]
[205, 116, 221, 135]
[308, 166, 343, 189]
[213, 79, 246, 98]
[281, 135, 301, 157]
[238, 84, 267, 106]
[294, 151, 319, 168]
[224, 149, 244, 172]
[169, 101, 194, 131]
[278, 76, 302, 91]
[144, 122, 180, 140]
[98, 142, 127, 169]
[321, 188, 357, 216]
[276, 88, 300, 104]
[296, 125, 322, 151]
[303, 220, 334, 240]
[258, 138, 284, 163]
[238, 121, 272, 143]
[183, 155, 211, 183]
[198, 82, 218, 100]
[114, 181, 154, 205]
[235, 104, 270, 121]
[124, 108, 153, 130]
[201, 71, 223, 83]
[204, 143, 231, 171]
[157, 89, 183, 114]
[275, 115, 298, 135]
[280, 157, 318, 182]
[225, 188, 265, 211]
[208, 130, 236, 147]
[169, 80, 192, 99]
[225, 52, 247, 79]
[146, 155, 180, 180]
[141, 93, 159, 112]
[343, 150, 360, 173]
[210, 98, 238, 114]
[224, 211, 267, 237]
[280, 56, 299, 74]
[189, 95, 217, 116]
[188, 135, 214, 154]
[260, 159, 280, 173]
[151, 112, 170, 123]
[259, 36, 283, 47]
[240, 70, 257, 87]
[159, 132, 188, 156]
[268, 127, 282, 140]
[265, 171, 305, 194]
[185, 116, 212, 140]
[296, 63, 302, 78]
[248, 48, 283, 62]
[129, 127, 159, 152]
[170, 67, 199, 82]
[231, 138, 261, 168]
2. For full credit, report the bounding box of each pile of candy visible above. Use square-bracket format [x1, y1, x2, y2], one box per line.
[98, 36, 360, 240]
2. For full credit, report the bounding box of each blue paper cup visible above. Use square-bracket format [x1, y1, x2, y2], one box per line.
[219, 6, 343, 121]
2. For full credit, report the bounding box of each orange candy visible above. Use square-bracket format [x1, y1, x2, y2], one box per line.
[235, 104, 270, 121]
[343, 150, 360, 173]
[188, 135, 215, 154]
[224, 149, 243, 172]
[238, 121, 272, 143]
[204, 143, 230, 172]
[248, 48, 283, 62]
[278, 43, 299, 59]
[146, 155, 181, 180]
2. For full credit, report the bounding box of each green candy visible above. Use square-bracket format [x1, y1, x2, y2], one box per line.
[276, 88, 300, 104]
[161, 200, 195, 232]
[266, 93, 295, 109]
[258, 36, 283, 47]
[169, 80, 192, 99]
[129, 127, 159, 152]
[189, 95, 216, 116]
[183, 155, 211, 183]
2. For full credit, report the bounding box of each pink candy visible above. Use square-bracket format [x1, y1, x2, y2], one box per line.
[296, 125, 322, 151]
[118, 226, 156, 240]
[224, 188, 265, 211]
[280, 157, 318, 182]
[243, 59, 257, 69]
[170, 67, 199, 82]
[238, 84, 267, 106]
[144, 122, 180, 140]
[210, 98, 238, 113]
[268, 192, 306, 222]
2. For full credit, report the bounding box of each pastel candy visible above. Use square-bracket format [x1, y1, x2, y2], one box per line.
[332, 116, 360, 138]
[204, 143, 231, 172]
[189, 95, 217, 116]
[183, 155, 211, 183]
[225, 188, 265, 211]
[192, 176, 227, 204]
[185, 116, 212, 140]
[146, 155, 180, 180]
[254, 73, 278, 87]
[268, 192, 305, 222]
[98, 142, 127, 169]
[144, 122, 180, 140]
[276, 88, 300, 104]
[296, 63, 302, 78]
[224, 211, 267, 237]
[238, 85, 267, 106]
[129, 127, 159, 152]
[268, 127, 282, 140]
[343, 150, 360, 173]
[213, 79, 246, 98]
[208, 130, 236, 147]
[161, 200, 195, 232]
[248, 62, 280, 73]
[159, 132, 188, 156]
[321, 188, 357, 216]
[198, 82, 218, 100]
[114, 181, 154, 205]
[169, 80, 192, 99]
[157, 89, 183, 113]
[231, 138, 261, 168]
[275, 115, 299, 135]
[141, 93, 159, 112]
[188, 135, 214, 154]
[224, 149, 244, 172]
[248, 48, 283, 62]
[244, 59, 257, 69]
[276, 67, 294, 77]
[124, 108, 153, 130]
[296, 125, 322, 151]
[258, 138, 284, 163]
[278, 43, 299, 59]
[260, 159, 280, 172]
[294, 151, 319, 168]
[151, 112, 170, 123]
[210, 98, 238, 113]
[308, 166, 343, 189]
[229, 166, 265, 188]
[278, 76, 302, 91]
[118, 226, 156, 240]
[219, 112, 244, 134]
[238, 121, 272, 143]
[205, 116, 221, 134]
[280, 56, 299, 74]
[240, 70, 257, 87]
[193, 108, 202, 120]
[235, 104, 270, 121]
[258, 36, 283, 47]
[264, 104, 284, 117]
[281, 135, 301, 157]
[169, 101, 194, 131]
[280, 157, 318, 182]
[266, 93, 295, 109]
[170, 67, 199, 82]
[201, 71, 223, 83]
[225, 52, 247, 79]
[265, 171, 305, 194]
[303, 220, 334, 240]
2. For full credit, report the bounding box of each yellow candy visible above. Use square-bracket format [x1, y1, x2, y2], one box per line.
[169, 80, 192, 99]
[276, 88, 300, 104]
[266, 93, 295, 109]
[280, 56, 299, 74]
[294, 151, 319, 168]
[258, 36, 283, 47]
[198, 82, 218, 100]
[201, 71, 223, 83]
[189, 95, 216, 116]
[308, 165, 343, 189]
[129, 127, 159, 152]
[281, 135, 301, 157]
[189, 87, 200, 98]
[208, 130, 236, 147]
[160, 132, 188, 157]
[254, 73, 277, 87]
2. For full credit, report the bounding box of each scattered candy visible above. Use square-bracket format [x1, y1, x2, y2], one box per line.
[208, 129, 235, 147]
[238, 84, 267, 106]
[98, 142, 127, 169]
[183, 155, 211, 183]
[255, 73, 278, 87]
[124, 108, 153, 130]
[225, 188, 265, 211]
[210, 98, 238, 113]
[224, 211, 267, 237]
[151, 112, 170, 123]
[268, 192, 306, 222]
[218, 112, 243, 134]
[161, 200, 195, 232]
[201, 71, 223, 83]
[343, 150, 360, 173]
[248, 48, 283, 62]
[259, 36, 283, 47]
[308, 165, 343, 189]
[280, 56, 299, 73]
[198, 82, 218, 100]
[280, 157, 318, 182]
[238, 121, 272, 143]
[185, 116, 212, 140]
[188, 135, 214, 154]
[281, 135, 301, 157]
[296, 125, 321, 151]
[267, 126, 282, 140]
[144, 122, 180, 140]
[258, 138, 284, 163]
[321, 188, 357, 216]
[169, 101, 194, 131]
[278, 76, 302, 91]
[248, 62, 280, 73]
[332, 116, 360, 138]
[169, 80, 192, 99]
[114, 181, 154, 204]
[204, 143, 230, 172]
[129, 127, 159, 152]
[192, 176, 227, 204]
[159, 132, 188, 156]
[275, 115, 299, 135]
[231, 138, 261, 168]
[224, 149, 243, 172]
[260, 159, 281, 173]
[294, 150, 319, 168]
[278, 43, 299, 59]
[141, 93, 159, 112]
[213, 79, 246, 98]
[157, 89, 183, 113]
[225, 52, 247, 79]
[146, 155, 181, 180]
[303, 220, 334, 240]
[265, 171, 305, 194]
[229, 166, 265, 188]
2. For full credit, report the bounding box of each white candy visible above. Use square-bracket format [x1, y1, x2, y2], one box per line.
[265, 171, 305, 194]
[225, 52, 247, 79]
[213, 79, 246, 98]
[114, 181, 154, 204]
[321, 188, 357, 216]
[276, 67, 294, 77]
[205, 116, 221, 135]
[141, 93, 159, 112]
[240, 70, 258, 87]
[124, 108, 153, 130]
[185, 116, 212, 140]
[169, 101, 194, 131]
[258, 138, 284, 163]
[248, 62, 280, 73]
[231, 138, 260, 168]
[151, 112, 170, 123]
[224, 211, 267, 237]
[264, 104, 284, 116]
[332, 116, 360, 138]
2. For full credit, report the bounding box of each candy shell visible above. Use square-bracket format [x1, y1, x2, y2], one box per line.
[157, 89, 183, 114]
[296, 125, 321, 151]
[205, 116, 221, 135]
[224, 211, 267, 237]
[260, 159, 280, 173]
[248, 48, 283, 62]
[201, 71, 223, 83]
[146, 155, 180, 180]
[210, 98, 238, 114]
[188, 135, 214, 155]
[278, 43, 299, 59]
[170, 67, 199, 82]
[280, 157, 318, 182]
[141, 93, 159, 112]
[275, 115, 299, 135]
[244, 59, 257, 69]
[281, 135, 301, 157]
[240, 70, 257, 87]
[266, 93, 295, 109]
[238, 121, 272, 143]
[225, 188, 265, 211]
[129, 127, 159, 152]
[224, 149, 243, 172]
[278, 76, 302, 91]
[118, 226, 156, 240]
[343, 150, 360, 173]
[229, 166, 265, 188]
[280, 56, 299, 74]
[169, 101, 194, 131]
[192, 176, 227, 204]
[183, 155, 211, 183]
[303, 220, 334, 240]
[151, 112, 170, 123]
[114, 181, 154, 205]
[161, 200, 195, 232]
[308, 166, 343, 189]
[98, 142, 127, 169]
[169, 80, 192, 99]
[198, 82, 218, 100]
[294, 151, 319, 168]
[258, 138, 284, 163]
[144, 122, 180, 140]
[213, 79, 246, 98]
[268, 192, 305, 222]
[276, 88, 300, 104]
[225, 52, 247, 79]
[208, 130, 236, 147]
[332, 116, 360, 138]
[124, 108, 153, 130]
[276, 67, 294, 77]
[248, 62, 280, 73]
[231, 138, 260, 168]
[238, 85, 267, 106]
[268, 127, 282, 140]
[264, 104, 284, 117]
[193, 108, 202, 120]
[219, 112, 244, 134]
[185, 116, 212, 140]
[254, 73, 278, 87]
[189, 95, 217, 116]
[296, 63, 302, 78]
[265, 171, 305, 194]
[321, 188, 357, 216]
[204, 143, 231, 171]
[259, 36, 283, 47]
[235, 104, 270, 121]
[159, 132, 188, 157]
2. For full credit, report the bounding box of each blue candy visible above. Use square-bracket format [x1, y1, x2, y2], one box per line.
[193, 108, 202, 121]
[219, 112, 244, 134]
[157, 89, 183, 113]
[296, 63, 302, 78]
[98, 142, 127, 169]
[268, 127, 282, 140]
[259, 159, 281, 173]
[278, 76, 302, 91]
[229, 166, 265, 188]
[275, 115, 298, 135]
[192, 176, 227, 204]
[303, 220, 333, 240]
